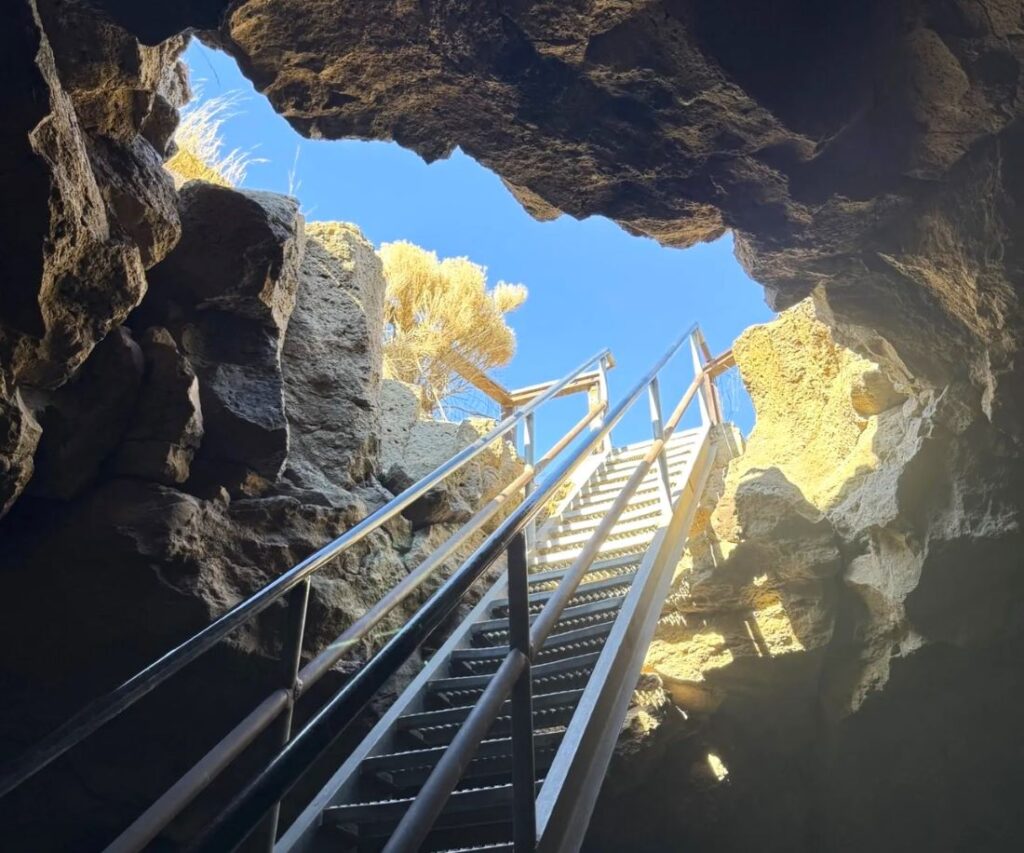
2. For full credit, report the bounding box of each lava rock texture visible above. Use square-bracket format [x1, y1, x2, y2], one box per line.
[1, 0, 1023, 850]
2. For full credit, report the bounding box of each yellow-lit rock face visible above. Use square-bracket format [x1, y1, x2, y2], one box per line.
[640, 298, 910, 724]
[731, 299, 900, 511]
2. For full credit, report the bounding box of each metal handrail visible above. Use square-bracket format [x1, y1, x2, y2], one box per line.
[0, 347, 609, 805]
[100, 404, 612, 853]
[379, 323, 708, 852]
[188, 381, 635, 850]
[188, 327, 698, 851]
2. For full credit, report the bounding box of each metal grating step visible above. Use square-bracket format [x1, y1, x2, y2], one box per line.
[470, 598, 625, 646]
[532, 531, 655, 569]
[363, 729, 564, 791]
[551, 501, 662, 534]
[324, 781, 533, 834]
[579, 476, 664, 499]
[559, 493, 661, 523]
[527, 552, 642, 589]
[541, 516, 660, 552]
[426, 653, 600, 710]
[601, 442, 693, 473]
[397, 690, 583, 748]
[489, 572, 637, 619]
[451, 622, 613, 676]
[428, 652, 602, 695]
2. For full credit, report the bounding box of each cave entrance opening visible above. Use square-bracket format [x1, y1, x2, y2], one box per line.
[181, 40, 773, 448]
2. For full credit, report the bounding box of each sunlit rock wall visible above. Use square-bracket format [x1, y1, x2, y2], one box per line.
[589, 299, 1024, 852]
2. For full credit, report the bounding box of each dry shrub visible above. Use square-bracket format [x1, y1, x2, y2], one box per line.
[380, 241, 528, 416]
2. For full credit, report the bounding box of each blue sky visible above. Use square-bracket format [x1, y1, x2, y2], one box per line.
[183, 42, 773, 449]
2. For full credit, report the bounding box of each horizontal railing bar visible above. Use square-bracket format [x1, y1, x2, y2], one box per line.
[103, 690, 291, 853]
[0, 346, 609, 800]
[506, 368, 607, 408]
[190, 328, 696, 852]
[705, 348, 735, 378]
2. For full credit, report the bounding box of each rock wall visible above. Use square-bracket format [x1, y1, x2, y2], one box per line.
[380, 378, 524, 528]
[2, 1, 1024, 850]
[0, 9, 524, 842]
[587, 300, 1024, 852]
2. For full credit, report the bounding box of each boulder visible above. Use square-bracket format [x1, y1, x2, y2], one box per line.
[380, 379, 523, 528]
[112, 327, 203, 484]
[26, 327, 144, 499]
[281, 222, 386, 500]
[143, 183, 304, 491]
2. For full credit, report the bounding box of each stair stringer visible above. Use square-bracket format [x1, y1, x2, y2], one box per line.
[535, 424, 715, 853]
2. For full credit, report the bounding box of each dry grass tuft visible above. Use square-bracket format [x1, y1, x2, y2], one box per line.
[165, 90, 265, 188]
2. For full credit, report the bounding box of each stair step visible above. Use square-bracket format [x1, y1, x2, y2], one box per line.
[426, 653, 600, 709]
[606, 431, 699, 462]
[602, 442, 693, 473]
[597, 460, 690, 488]
[428, 652, 602, 695]
[451, 622, 613, 675]
[490, 572, 636, 617]
[396, 689, 583, 747]
[552, 501, 662, 534]
[527, 553, 642, 591]
[559, 493, 661, 523]
[470, 598, 624, 645]
[325, 781, 529, 833]
[533, 530, 655, 568]
[580, 475, 663, 499]
[363, 730, 563, 790]
[541, 515, 659, 550]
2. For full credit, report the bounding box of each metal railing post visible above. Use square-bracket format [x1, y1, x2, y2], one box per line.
[507, 532, 537, 852]
[523, 412, 537, 553]
[596, 354, 613, 454]
[647, 378, 673, 515]
[260, 577, 311, 850]
[690, 335, 712, 427]
[692, 329, 724, 425]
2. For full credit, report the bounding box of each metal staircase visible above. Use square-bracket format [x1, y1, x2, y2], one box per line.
[0, 325, 734, 853]
[282, 429, 710, 852]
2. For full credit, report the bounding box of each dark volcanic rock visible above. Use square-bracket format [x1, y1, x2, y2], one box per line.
[143, 183, 304, 491]
[0, 0, 184, 517]
[281, 222, 386, 499]
[26, 327, 144, 500]
[112, 326, 203, 484]
[215, 0, 1024, 394]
